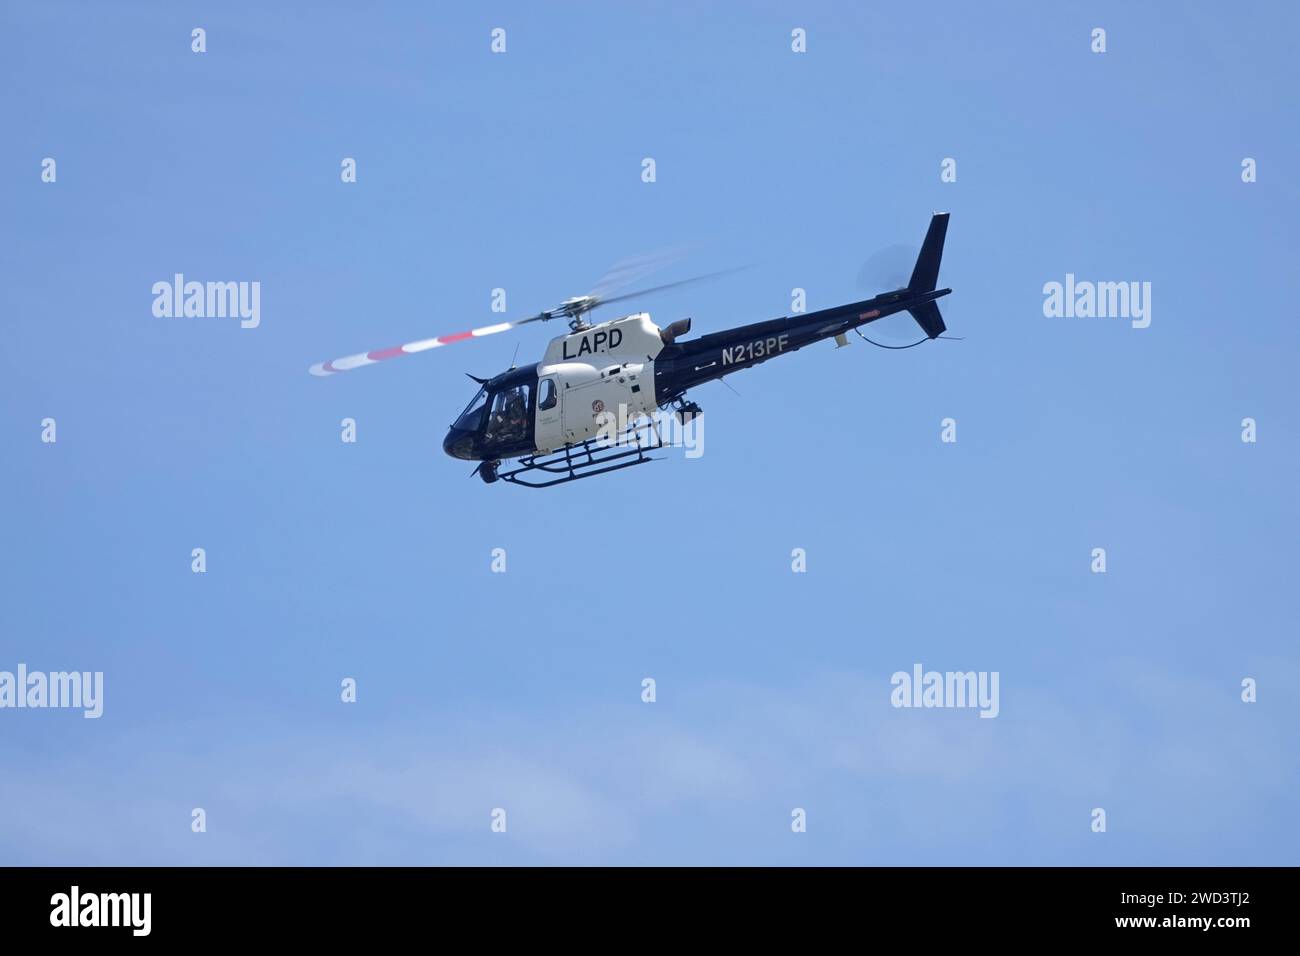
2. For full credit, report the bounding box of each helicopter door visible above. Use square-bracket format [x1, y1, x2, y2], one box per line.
[562, 374, 628, 445]
[533, 377, 564, 453]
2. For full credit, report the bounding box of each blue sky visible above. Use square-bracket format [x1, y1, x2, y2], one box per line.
[1, 0, 1297, 864]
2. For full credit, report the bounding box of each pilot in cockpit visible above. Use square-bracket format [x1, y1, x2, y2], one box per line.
[503, 393, 527, 439]
[487, 387, 528, 444]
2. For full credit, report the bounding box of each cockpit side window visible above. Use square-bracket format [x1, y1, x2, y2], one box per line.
[538, 378, 557, 411]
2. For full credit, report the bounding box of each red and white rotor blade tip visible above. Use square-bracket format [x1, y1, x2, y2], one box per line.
[308, 321, 519, 376]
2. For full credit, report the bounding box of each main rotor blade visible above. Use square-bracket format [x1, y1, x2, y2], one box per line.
[308, 258, 745, 377]
[307, 315, 545, 377]
[586, 247, 691, 302]
[593, 265, 749, 309]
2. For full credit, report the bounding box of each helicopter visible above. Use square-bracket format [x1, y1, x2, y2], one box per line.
[309, 213, 953, 487]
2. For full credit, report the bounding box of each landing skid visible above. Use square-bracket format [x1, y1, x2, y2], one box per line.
[494, 419, 664, 488]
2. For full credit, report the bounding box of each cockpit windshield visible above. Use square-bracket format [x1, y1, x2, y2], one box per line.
[453, 386, 488, 431]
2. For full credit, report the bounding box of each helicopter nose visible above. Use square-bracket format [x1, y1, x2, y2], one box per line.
[443, 427, 476, 460]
